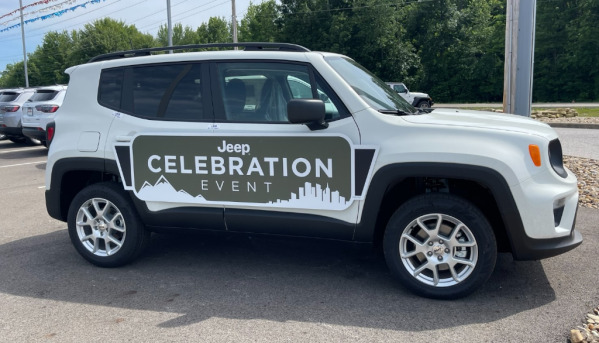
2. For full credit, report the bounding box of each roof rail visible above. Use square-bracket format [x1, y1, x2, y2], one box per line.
[88, 42, 311, 63]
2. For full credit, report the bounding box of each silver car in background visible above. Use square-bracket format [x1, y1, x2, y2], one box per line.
[0, 88, 36, 144]
[22, 85, 67, 146]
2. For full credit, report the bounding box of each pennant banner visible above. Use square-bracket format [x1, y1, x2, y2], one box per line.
[0, 0, 107, 33]
[0, 0, 62, 21]
[1, 0, 79, 27]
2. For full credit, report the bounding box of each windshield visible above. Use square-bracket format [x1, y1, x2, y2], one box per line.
[29, 90, 59, 102]
[325, 56, 416, 114]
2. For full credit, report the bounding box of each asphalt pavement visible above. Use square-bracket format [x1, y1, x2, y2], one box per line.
[554, 127, 599, 160]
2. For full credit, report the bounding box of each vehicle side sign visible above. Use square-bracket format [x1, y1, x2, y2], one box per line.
[114, 134, 377, 211]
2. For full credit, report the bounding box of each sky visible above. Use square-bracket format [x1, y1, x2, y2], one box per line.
[0, 0, 254, 74]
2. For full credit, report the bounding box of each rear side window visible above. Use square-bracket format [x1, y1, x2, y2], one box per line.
[29, 90, 59, 102]
[98, 63, 207, 121]
[0, 92, 20, 102]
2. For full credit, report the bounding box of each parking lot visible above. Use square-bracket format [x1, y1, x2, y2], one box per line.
[0, 139, 597, 343]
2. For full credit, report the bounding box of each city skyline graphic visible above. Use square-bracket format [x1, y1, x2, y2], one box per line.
[135, 175, 350, 210]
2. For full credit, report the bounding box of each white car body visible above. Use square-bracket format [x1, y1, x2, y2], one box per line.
[44, 43, 581, 299]
[21, 85, 67, 144]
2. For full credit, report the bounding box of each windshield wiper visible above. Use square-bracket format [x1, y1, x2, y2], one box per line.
[378, 109, 416, 116]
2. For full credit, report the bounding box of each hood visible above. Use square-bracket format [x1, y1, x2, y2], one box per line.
[401, 108, 557, 140]
[410, 91, 430, 98]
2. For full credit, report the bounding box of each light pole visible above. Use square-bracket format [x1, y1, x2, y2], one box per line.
[232, 0, 238, 43]
[19, 0, 29, 87]
[167, 0, 173, 53]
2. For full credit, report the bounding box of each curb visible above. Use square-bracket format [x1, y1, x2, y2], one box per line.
[545, 122, 599, 130]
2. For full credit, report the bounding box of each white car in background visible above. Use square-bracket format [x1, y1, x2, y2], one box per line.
[22, 85, 67, 146]
[386, 82, 433, 109]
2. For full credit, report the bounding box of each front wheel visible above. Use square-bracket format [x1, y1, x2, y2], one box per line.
[416, 100, 431, 109]
[383, 194, 496, 299]
[67, 182, 150, 267]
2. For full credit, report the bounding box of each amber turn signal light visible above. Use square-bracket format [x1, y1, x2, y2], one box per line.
[529, 144, 542, 167]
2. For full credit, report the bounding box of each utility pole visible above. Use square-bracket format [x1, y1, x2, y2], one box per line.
[19, 0, 29, 87]
[167, 0, 173, 53]
[503, 0, 537, 117]
[231, 0, 238, 43]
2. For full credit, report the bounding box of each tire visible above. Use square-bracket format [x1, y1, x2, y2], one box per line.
[8, 137, 26, 144]
[67, 182, 151, 267]
[8, 136, 40, 145]
[416, 100, 431, 109]
[383, 193, 496, 299]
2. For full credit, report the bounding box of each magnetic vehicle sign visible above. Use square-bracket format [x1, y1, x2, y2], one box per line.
[114, 134, 377, 211]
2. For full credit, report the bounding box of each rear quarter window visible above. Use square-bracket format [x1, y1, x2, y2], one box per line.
[98, 64, 206, 121]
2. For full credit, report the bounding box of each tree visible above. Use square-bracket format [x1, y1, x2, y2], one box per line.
[32, 31, 75, 85]
[239, 0, 280, 42]
[69, 18, 154, 65]
[197, 17, 231, 43]
[156, 23, 199, 47]
[403, 0, 504, 102]
[534, 0, 599, 102]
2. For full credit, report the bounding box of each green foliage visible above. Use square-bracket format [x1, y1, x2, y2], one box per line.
[239, 0, 280, 42]
[1, 2, 597, 102]
[534, 0, 599, 102]
[156, 23, 199, 46]
[576, 108, 599, 117]
[70, 18, 154, 65]
[197, 17, 231, 44]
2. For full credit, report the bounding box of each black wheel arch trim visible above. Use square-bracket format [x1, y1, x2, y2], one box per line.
[46, 157, 108, 221]
[411, 97, 432, 106]
[355, 162, 581, 260]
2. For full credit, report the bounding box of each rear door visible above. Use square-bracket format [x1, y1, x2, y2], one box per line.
[105, 61, 227, 231]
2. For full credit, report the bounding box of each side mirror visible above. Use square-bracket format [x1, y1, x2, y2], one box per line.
[287, 99, 328, 130]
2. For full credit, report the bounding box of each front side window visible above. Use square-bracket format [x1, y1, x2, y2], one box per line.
[216, 62, 347, 123]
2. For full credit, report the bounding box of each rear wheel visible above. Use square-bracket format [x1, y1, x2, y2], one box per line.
[67, 182, 150, 267]
[383, 193, 496, 299]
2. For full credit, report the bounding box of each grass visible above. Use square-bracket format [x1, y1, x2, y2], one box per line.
[453, 106, 599, 117]
[576, 108, 599, 117]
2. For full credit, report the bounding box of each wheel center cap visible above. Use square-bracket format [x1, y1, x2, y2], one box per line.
[433, 245, 445, 256]
[96, 220, 108, 232]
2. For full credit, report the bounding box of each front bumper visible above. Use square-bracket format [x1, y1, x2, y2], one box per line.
[510, 206, 582, 260]
[508, 166, 581, 260]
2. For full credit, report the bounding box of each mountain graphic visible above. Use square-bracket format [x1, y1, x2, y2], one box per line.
[137, 175, 206, 203]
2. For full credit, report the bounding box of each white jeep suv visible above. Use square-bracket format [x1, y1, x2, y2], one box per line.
[386, 82, 433, 108]
[45, 43, 581, 299]
[21, 85, 67, 146]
